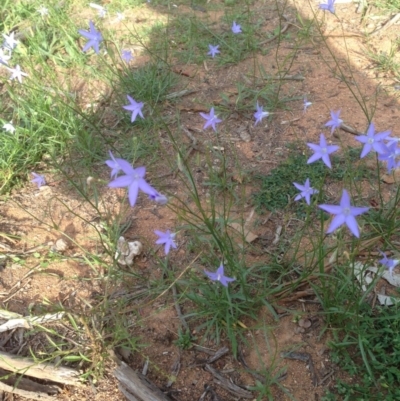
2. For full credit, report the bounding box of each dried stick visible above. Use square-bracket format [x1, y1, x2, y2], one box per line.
[166, 353, 181, 388]
[371, 13, 400, 36]
[339, 123, 363, 136]
[262, 74, 305, 81]
[206, 347, 229, 364]
[198, 384, 223, 401]
[114, 362, 173, 401]
[0, 368, 59, 401]
[204, 364, 253, 399]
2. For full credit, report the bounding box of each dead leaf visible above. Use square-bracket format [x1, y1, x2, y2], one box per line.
[229, 223, 258, 243]
[382, 169, 400, 184]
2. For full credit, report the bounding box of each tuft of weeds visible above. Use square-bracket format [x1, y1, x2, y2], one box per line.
[366, 42, 400, 79]
[369, 0, 400, 13]
[322, 301, 400, 400]
[174, 328, 194, 350]
[148, 9, 262, 65]
[0, 87, 84, 192]
[117, 61, 178, 107]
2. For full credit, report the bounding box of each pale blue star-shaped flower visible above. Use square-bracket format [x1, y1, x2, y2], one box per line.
[200, 107, 222, 132]
[254, 102, 269, 126]
[293, 178, 319, 205]
[105, 151, 124, 179]
[123, 95, 144, 122]
[379, 251, 399, 277]
[319, 0, 335, 14]
[307, 133, 339, 169]
[3, 32, 18, 50]
[31, 172, 46, 188]
[8, 65, 28, 83]
[207, 44, 220, 58]
[78, 20, 103, 54]
[204, 264, 235, 287]
[122, 50, 133, 62]
[231, 21, 242, 34]
[0, 48, 11, 65]
[325, 109, 343, 134]
[154, 230, 177, 255]
[385, 136, 400, 146]
[378, 142, 400, 173]
[319, 189, 369, 237]
[355, 123, 391, 158]
[303, 99, 312, 113]
[108, 159, 158, 207]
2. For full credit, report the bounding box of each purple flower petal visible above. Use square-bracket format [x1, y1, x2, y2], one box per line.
[319, 189, 369, 237]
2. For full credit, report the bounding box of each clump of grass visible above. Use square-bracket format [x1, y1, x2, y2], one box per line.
[147, 9, 262, 65]
[322, 297, 400, 400]
[117, 61, 178, 106]
[252, 146, 372, 214]
[369, 0, 400, 13]
[366, 42, 400, 79]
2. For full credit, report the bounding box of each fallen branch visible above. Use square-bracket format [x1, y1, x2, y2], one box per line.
[339, 123, 363, 136]
[191, 346, 230, 367]
[371, 13, 400, 36]
[114, 362, 173, 401]
[198, 384, 223, 401]
[0, 351, 81, 386]
[166, 353, 180, 388]
[0, 310, 65, 333]
[206, 347, 229, 364]
[166, 89, 198, 99]
[0, 367, 59, 400]
[204, 364, 253, 399]
[262, 74, 305, 81]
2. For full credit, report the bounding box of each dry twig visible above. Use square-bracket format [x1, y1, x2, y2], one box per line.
[371, 13, 400, 36]
[114, 362, 173, 401]
[204, 364, 253, 399]
[0, 367, 60, 401]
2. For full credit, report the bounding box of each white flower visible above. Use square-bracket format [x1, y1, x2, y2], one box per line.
[116, 12, 125, 21]
[89, 3, 106, 18]
[8, 65, 28, 83]
[3, 122, 15, 133]
[3, 32, 18, 50]
[0, 48, 11, 65]
[37, 5, 49, 16]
